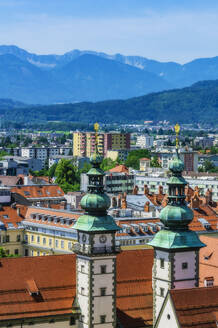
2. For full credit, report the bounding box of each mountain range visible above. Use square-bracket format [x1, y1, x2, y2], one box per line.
[1, 79, 218, 125]
[1, 45, 218, 104]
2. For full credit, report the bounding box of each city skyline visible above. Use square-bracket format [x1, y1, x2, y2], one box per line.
[0, 0, 218, 63]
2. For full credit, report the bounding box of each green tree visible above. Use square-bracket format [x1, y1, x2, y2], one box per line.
[100, 158, 117, 171]
[150, 156, 161, 168]
[48, 163, 58, 178]
[125, 149, 150, 170]
[55, 159, 80, 193]
[204, 160, 215, 172]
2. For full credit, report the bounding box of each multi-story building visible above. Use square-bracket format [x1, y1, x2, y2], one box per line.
[104, 132, 130, 155]
[22, 207, 81, 256]
[11, 185, 65, 207]
[0, 187, 26, 256]
[73, 132, 104, 157]
[152, 149, 198, 172]
[0, 156, 42, 175]
[21, 147, 72, 167]
[81, 165, 134, 194]
[136, 135, 154, 148]
[106, 149, 129, 161]
[135, 173, 218, 200]
[73, 132, 130, 158]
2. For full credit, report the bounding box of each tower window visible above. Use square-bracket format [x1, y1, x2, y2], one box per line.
[81, 265, 85, 273]
[160, 288, 165, 297]
[160, 258, 165, 269]
[100, 265, 107, 274]
[81, 287, 85, 295]
[182, 262, 188, 270]
[100, 287, 106, 296]
[100, 315, 106, 323]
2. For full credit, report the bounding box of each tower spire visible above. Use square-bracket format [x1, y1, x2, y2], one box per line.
[149, 123, 205, 324]
[73, 123, 120, 328]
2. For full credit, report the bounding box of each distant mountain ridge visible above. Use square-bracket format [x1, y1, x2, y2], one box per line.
[1, 79, 218, 125]
[1, 45, 218, 104]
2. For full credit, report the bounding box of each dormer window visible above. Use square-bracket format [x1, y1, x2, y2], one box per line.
[204, 277, 214, 287]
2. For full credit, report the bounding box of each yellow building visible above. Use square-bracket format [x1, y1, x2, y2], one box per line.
[73, 132, 104, 157]
[22, 207, 80, 256]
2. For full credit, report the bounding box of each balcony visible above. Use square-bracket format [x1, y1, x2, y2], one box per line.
[72, 243, 120, 255]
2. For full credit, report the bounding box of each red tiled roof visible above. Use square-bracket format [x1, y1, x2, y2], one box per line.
[140, 158, 150, 161]
[0, 176, 23, 186]
[170, 286, 218, 328]
[24, 207, 81, 228]
[11, 185, 64, 199]
[200, 235, 218, 287]
[0, 249, 154, 326]
[109, 165, 129, 174]
[0, 205, 26, 228]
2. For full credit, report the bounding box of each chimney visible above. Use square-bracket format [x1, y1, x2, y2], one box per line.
[144, 184, 149, 195]
[158, 185, 163, 195]
[17, 207, 21, 216]
[117, 195, 121, 208]
[191, 192, 200, 209]
[144, 201, 150, 212]
[162, 195, 168, 207]
[132, 185, 138, 195]
[205, 188, 213, 205]
[112, 196, 117, 208]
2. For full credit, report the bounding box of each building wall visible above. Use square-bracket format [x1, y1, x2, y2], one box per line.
[156, 297, 179, 328]
[0, 228, 24, 256]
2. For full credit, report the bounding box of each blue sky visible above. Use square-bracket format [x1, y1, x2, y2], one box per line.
[0, 0, 218, 63]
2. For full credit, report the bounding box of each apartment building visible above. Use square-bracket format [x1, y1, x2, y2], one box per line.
[152, 149, 199, 172]
[21, 147, 72, 167]
[73, 131, 130, 158]
[22, 207, 80, 256]
[135, 173, 218, 200]
[136, 135, 154, 148]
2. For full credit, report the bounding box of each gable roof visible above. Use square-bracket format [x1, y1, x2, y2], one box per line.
[11, 185, 65, 199]
[170, 286, 218, 328]
[0, 249, 153, 326]
[0, 176, 23, 186]
[109, 165, 129, 174]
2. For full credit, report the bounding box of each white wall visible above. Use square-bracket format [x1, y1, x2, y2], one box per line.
[156, 296, 180, 328]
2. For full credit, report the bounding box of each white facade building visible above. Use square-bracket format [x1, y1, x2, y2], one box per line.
[135, 174, 218, 201]
[136, 135, 154, 149]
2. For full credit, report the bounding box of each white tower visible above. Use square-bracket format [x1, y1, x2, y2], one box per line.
[149, 125, 205, 324]
[73, 126, 120, 328]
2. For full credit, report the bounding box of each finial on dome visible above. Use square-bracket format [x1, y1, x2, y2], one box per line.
[94, 122, 99, 147]
[174, 123, 180, 150]
[90, 122, 102, 165]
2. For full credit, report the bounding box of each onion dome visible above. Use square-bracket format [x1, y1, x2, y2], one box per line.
[160, 204, 193, 228]
[90, 151, 103, 166]
[81, 193, 111, 214]
[169, 152, 184, 173]
[74, 123, 120, 232]
[149, 123, 205, 249]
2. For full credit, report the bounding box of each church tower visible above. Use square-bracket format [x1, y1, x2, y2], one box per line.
[73, 123, 121, 328]
[149, 124, 205, 324]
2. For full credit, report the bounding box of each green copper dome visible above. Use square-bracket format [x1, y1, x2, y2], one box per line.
[169, 151, 184, 173]
[149, 141, 205, 250]
[160, 204, 193, 228]
[74, 134, 120, 233]
[90, 151, 103, 165]
[80, 193, 111, 213]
